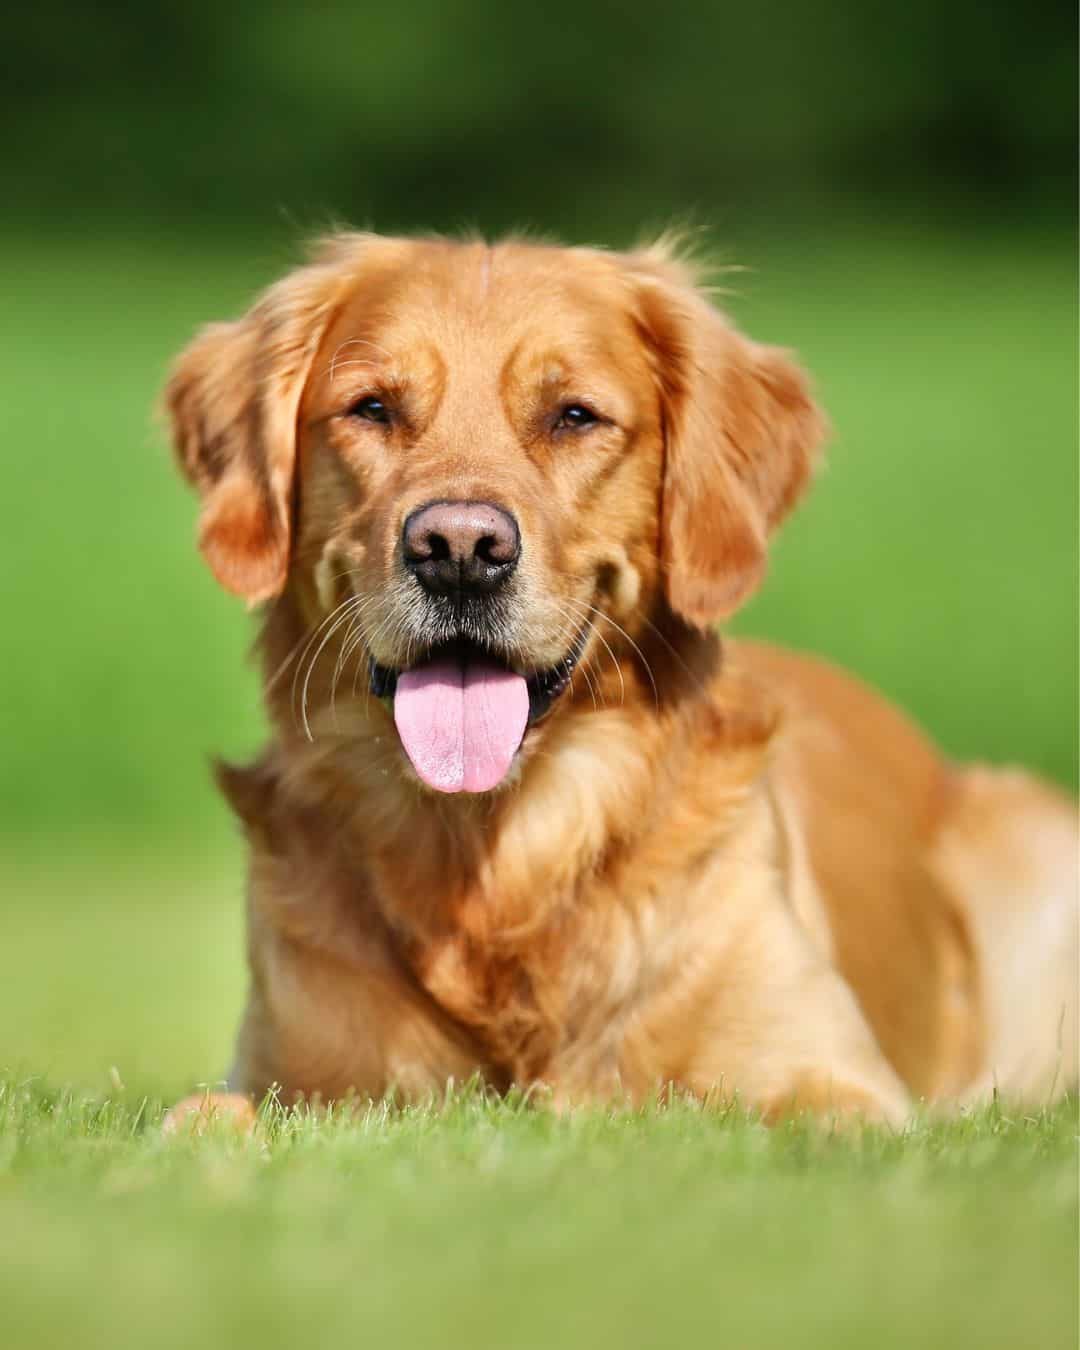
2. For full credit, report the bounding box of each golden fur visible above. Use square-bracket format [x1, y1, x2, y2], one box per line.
[162, 233, 1077, 1129]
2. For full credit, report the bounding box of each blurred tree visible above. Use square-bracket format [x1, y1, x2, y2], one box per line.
[5, 0, 1074, 234]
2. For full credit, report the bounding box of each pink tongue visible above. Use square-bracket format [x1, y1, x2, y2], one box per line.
[393, 655, 529, 793]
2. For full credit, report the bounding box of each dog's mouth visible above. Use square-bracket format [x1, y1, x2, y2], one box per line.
[368, 627, 589, 795]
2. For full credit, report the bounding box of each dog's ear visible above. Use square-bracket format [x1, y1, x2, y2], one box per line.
[627, 247, 826, 628]
[163, 260, 345, 604]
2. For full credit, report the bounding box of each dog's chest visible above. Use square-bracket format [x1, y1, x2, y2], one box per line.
[407, 931, 559, 1083]
[393, 879, 647, 1087]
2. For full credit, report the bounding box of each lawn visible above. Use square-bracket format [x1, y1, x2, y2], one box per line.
[1, 1078, 1075, 1350]
[1, 219, 1076, 1348]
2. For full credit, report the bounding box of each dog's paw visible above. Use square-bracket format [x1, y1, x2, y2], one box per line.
[161, 1091, 258, 1138]
[760, 1070, 910, 1128]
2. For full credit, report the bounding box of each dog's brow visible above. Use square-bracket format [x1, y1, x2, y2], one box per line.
[326, 338, 390, 385]
[479, 246, 492, 299]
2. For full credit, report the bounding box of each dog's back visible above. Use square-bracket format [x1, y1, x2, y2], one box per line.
[740, 640, 1078, 1104]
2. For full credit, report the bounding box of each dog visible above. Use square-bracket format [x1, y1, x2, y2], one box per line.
[161, 232, 1076, 1131]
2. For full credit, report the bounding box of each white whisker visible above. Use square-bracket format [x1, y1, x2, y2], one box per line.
[583, 618, 624, 707]
[563, 597, 659, 710]
[574, 653, 600, 710]
[296, 596, 367, 740]
[326, 338, 392, 385]
[330, 604, 380, 726]
[285, 593, 362, 711]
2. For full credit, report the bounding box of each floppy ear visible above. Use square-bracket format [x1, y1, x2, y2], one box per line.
[164, 261, 345, 604]
[629, 250, 826, 628]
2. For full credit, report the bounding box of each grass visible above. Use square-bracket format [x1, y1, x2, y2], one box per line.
[1, 219, 1076, 1348]
[0, 852, 245, 1099]
[1, 1077, 1076, 1350]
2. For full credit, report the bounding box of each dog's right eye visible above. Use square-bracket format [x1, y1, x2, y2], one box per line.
[348, 395, 391, 424]
[555, 403, 600, 431]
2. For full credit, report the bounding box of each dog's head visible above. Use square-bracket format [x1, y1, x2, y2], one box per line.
[166, 233, 823, 794]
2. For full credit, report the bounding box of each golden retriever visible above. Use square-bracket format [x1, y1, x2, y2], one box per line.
[161, 232, 1076, 1130]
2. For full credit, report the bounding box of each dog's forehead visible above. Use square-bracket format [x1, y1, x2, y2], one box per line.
[323, 239, 636, 368]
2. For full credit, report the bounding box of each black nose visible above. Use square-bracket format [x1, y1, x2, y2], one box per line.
[402, 500, 521, 597]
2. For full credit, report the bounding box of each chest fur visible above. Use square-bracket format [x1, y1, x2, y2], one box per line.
[379, 849, 661, 1086]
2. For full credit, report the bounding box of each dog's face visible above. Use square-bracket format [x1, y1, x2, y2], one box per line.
[166, 234, 823, 794]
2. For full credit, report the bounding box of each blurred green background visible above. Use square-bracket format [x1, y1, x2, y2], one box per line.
[2, 1, 1075, 1096]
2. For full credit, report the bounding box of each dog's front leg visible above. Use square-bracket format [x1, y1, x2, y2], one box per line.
[619, 889, 912, 1126]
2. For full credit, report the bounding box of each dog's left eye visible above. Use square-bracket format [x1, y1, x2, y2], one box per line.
[555, 404, 599, 431]
[348, 395, 391, 424]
